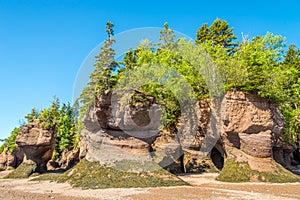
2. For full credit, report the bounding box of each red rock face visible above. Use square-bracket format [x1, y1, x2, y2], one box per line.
[15, 122, 54, 171]
[82, 90, 161, 165]
[0, 149, 24, 170]
[81, 89, 296, 172]
[95, 91, 162, 131]
[221, 90, 285, 158]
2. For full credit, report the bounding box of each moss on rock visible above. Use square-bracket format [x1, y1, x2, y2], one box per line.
[4, 162, 37, 179]
[217, 159, 300, 183]
[256, 162, 300, 183]
[217, 160, 252, 182]
[32, 159, 188, 189]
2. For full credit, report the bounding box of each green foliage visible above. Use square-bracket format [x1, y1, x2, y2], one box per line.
[278, 45, 300, 143]
[0, 96, 80, 161]
[37, 98, 80, 160]
[79, 21, 118, 120]
[159, 22, 176, 50]
[237, 32, 285, 93]
[122, 47, 138, 72]
[24, 107, 39, 123]
[201, 40, 245, 90]
[282, 106, 300, 143]
[0, 127, 20, 154]
[117, 37, 208, 133]
[199, 28, 298, 144]
[51, 103, 78, 159]
[39, 97, 60, 130]
[196, 18, 238, 53]
[203, 32, 286, 94]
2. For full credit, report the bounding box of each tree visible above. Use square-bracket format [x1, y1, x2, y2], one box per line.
[37, 98, 79, 159]
[53, 103, 79, 159]
[39, 97, 60, 130]
[80, 22, 118, 116]
[159, 22, 176, 50]
[93, 21, 118, 91]
[118, 39, 208, 132]
[122, 47, 138, 72]
[196, 18, 238, 53]
[284, 44, 300, 69]
[235, 32, 285, 93]
[24, 107, 39, 123]
[201, 40, 246, 90]
[0, 127, 20, 154]
[279, 44, 300, 143]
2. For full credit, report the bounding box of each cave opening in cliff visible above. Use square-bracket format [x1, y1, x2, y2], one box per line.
[210, 147, 224, 170]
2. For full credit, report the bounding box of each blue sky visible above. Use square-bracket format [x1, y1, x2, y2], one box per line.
[0, 0, 300, 139]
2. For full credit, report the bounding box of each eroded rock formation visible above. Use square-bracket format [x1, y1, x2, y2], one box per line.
[211, 90, 298, 179]
[222, 90, 285, 158]
[15, 122, 55, 172]
[80, 89, 300, 176]
[82, 91, 161, 167]
[0, 149, 23, 170]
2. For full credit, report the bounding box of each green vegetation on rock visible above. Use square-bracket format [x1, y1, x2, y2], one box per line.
[217, 159, 300, 183]
[31, 173, 61, 182]
[78, 20, 300, 144]
[0, 127, 20, 154]
[0, 97, 80, 162]
[33, 159, 188, 189]
[257, 162, 300, 183]
[217, 160, 252, 182]
[4, 162, 37, 179]
[0, 19, 299, 185]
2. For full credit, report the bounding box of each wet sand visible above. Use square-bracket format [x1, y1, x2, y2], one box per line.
[0, 171, 299, 200]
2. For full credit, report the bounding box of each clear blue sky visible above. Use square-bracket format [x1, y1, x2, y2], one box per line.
[0, 0, 300, 139]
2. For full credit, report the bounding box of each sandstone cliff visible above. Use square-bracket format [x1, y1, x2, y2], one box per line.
[7, 89, 298, 181]
[81, 91, 162, 171]
[81, 89, 300, 180]
[15, 122, 55, 172]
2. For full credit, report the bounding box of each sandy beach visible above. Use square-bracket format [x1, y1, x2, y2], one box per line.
[0, 171, 299, 200]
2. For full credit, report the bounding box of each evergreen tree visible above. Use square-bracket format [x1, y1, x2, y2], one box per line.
[92, 21, 117, 92]
[196, 18, 238, 53]
[159, 22, 176, 50]
[24, 107, 39, 123]
[0, 127, 20, 154]
[79, 22, 118, 116]
[284, 44, 300, 69]
[122, 47, 138, 72]
[195, 23, 210, 44]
